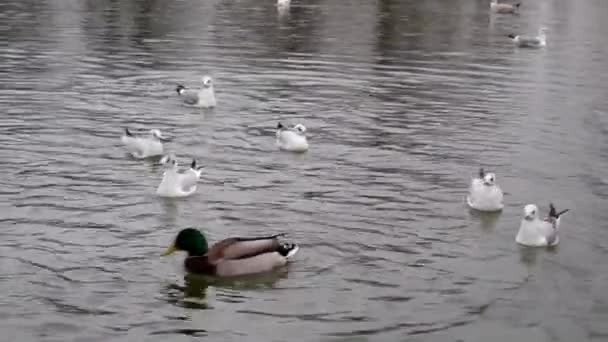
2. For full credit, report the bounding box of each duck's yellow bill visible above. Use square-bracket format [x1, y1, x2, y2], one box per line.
[162, 243, 177, 256]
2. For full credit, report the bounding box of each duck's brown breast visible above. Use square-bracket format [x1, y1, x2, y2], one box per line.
[184, 256, 217, 275]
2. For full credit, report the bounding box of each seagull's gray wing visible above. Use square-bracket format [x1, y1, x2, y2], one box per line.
[179, 169, 200, 192]
[276, 129, 296, 146]
[545, 225, 559, 246]
[179, 89, 200, 105]
[121, 136, 145, 158]
[518, 36, 541, 47]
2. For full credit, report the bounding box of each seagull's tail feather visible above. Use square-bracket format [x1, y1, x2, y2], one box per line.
[549, 203, 570, 219]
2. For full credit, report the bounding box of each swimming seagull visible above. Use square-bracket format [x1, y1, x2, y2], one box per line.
[156, 156, 203, 198]
[490, 0, 521, 13]
[277, 0, 290, 17]
[516, 203, 570, 247]
[121, 128, 171, 159]
[276, 122, 309, 152]
[175, 75, 216, 108]
[466, 168, 504, 211]
[508, 27, 547, 48]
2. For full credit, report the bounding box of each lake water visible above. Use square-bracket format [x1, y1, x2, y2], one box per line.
[1, 0, 608, 341]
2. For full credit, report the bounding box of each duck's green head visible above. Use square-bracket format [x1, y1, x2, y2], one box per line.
[162, 228, 209, 257]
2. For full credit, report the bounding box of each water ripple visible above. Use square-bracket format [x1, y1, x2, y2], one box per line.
[0, 0, 606, 341]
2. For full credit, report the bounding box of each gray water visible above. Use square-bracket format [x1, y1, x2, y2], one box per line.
[2, 0, 608, 341]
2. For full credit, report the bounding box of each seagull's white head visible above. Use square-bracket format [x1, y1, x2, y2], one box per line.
[150, 129, 171, 142]
[523, 204, 539, 221]
[202, 76, 213, 88]
[294, 123, 307, 135]
[160, 154, 178, 169]
[151, 129, 162, 138]
[483, 172, 496, 186]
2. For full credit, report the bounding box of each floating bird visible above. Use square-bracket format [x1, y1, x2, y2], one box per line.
[490, 0, 521, 13]
[276, 122, 309, 152]
[121, 128, 171, 159]
[466, 168, 504, 211]
[277, 0, 291, 14]
[277, 0, 290, 8]
[156, 156, 203, 197]
[176, 75, 216, 108]
[508, 28, 547, 48]
[162, 228, 299, 276]
[516, 203, 570, 247]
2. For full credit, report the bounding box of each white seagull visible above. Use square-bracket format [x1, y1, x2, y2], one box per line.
[156, 156, 203, 198]
[176, 75, 216, 108]
[490, 0, 521, 14]
[276, 122, 309, 152]
[121, 128, 171, 159]
[277, 0, 291, 8]
[508, 27, 547, 48]
[516, 203, 570, 247]
[466, 168, 504, 211]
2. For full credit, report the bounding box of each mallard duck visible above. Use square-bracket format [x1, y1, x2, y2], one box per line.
[516, 203, 569, 247]
[490, 0, 521, 14]
[276, 122, 309, 152]
[466, 168, 504, 211]
[176, 75, 216, 108]
[156, 156, 203, 198]
[508, 28, 547, 48]
[121, 128, 171, 159]
[162, 228, 299, 276]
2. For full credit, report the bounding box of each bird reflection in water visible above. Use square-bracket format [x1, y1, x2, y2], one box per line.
[468, 207, 502, 232]
[163, 269, 290, 309]
[518, 243, 558, 267]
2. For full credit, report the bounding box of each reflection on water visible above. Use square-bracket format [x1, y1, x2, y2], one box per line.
[163, 274, 211, 310]
[159, 197, 180, 227]
[1, 0, 608, 340]
[469, 208, 502, 232]
[517, 244, 559, 268]
[517, 245, 542, 266]
[162, 270, 289, 310]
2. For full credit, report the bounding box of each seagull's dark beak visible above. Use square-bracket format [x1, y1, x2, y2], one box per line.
[159, 137, 172, 142]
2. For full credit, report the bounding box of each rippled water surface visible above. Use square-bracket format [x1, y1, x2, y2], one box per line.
[2, 0, 608, 340]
